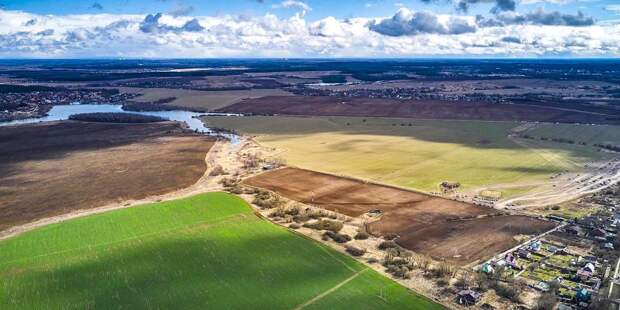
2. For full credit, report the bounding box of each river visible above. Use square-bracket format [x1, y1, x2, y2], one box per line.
[0, 104, 241, 142]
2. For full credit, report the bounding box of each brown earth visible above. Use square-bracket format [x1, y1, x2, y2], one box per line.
[244, 167, 556, 265]
[220, 95, 615, 124]
[0, 121, 214, 231]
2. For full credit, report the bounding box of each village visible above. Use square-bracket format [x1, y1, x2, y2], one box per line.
[0, 87, 139, 121]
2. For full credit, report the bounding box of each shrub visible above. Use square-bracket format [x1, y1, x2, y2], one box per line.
[354, 231, 369, 240]
[303, 219, 343, 232]
[435, 262, 457, 278]
[378, 240, 398, 250]
[322, 231, 351, 243]
[551, 205, 561, 211]
[289, 223, 301, 229]
[534, 293, 557, 310]
[219, 177, 239, 188]
[383, 233, 399, 240]
[345, 245, 366, 256]
[209, 165, 226, 176]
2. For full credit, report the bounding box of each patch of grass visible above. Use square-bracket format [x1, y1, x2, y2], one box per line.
[0, 192, 441, 309]
[203, 116, 612, 191]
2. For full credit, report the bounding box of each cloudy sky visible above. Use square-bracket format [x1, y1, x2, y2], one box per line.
[0, 0, 619, 58]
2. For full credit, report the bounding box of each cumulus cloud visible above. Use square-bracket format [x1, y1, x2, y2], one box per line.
[477, 8, 594, 27]
[455, 0, 516, 13]
[273, 0, 312, 11]
[139, 13, 204, 33]
[0, 9, 616, 58]
[91, 2, 103, 10]
[369, 8, 477, 36]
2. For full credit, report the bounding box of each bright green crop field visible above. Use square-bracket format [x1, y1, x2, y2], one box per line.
[203, 116, 616, 192]
[0, 192, 440, 310]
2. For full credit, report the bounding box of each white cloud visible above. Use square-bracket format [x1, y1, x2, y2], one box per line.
[606, 5, 620, 15]
[0, 9, 618, 58]
[273, 1, 312, 12]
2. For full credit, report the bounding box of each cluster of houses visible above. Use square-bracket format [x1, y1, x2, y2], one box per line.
[0, 89, 139, 121]
[571, 212, 618, 250]
[476, 237, 603, 308]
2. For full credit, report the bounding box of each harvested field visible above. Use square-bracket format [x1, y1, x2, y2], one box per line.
[119, 87, 291, 111]
[204, 116, 606, 192]
[0, 121, 214, 231]
[244, 167, 556, 265]
[219, 95, 615, 124]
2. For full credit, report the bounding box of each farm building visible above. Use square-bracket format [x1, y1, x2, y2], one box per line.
[456, 290, 481, 306]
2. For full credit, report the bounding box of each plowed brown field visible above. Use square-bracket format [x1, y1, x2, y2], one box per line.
[244, 167, 556, 265]
[0, 121, 214, 231]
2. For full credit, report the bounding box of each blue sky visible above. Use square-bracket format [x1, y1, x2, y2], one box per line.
[0, 0, 619, 57]
[2, 0, 618, 21]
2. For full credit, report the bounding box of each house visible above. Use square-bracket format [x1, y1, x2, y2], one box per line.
[505, 253, 520, 269]
[575, 288, 591, 303]
[518, 248, 531, 259]
[577, 263, 595, 280]
[565, 225, 584, 236]
[457, 290, 481, 306]
[481, 263, 494, 274]
[528, 240, 542, 252]
[534, 281, 550, 292]
[591, 228, 607, 238]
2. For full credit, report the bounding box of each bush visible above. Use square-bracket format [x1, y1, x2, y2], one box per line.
[535, 292, 557, 310]
[345, 245, 366, 256]
[367, 257, 379, 264]
[322, 231, 351, 243]
[493, 281, 523, 303]
[303, 219, 343, 232]
[551, 205, 561, 210]
[383, 233, 399, 240]
[209, 165, 226, 176]
[289, 223, 301, 229]
[354, 231, 369, 240]
[434, 262, 457, 278]
[378, 240, 398, 250]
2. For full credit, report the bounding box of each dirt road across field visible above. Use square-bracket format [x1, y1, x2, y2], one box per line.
[244, 167, 556, 265]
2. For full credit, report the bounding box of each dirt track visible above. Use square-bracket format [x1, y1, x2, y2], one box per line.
[221, 95, 614, 124]
[244, 167, 556, 265]
[0, 120, 214, 231]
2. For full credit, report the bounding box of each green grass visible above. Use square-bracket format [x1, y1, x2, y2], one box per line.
[0, 192, 440, 310]
[203, 116, 615, 192]
[526, 123, 620, 147]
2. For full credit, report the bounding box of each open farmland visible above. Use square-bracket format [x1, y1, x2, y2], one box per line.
[0, 121, 213, 231]
[0, 192, 441, 310]
[244, 168, 556, 265]
[218, 95, 616, 124]
[203, 116, 608, 192]
[119, 87, 291, 111]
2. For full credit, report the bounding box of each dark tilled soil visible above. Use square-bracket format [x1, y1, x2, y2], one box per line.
[244, 167, 556, 265]
[0, 121, 214, 231]
[221, 95, 615, 124]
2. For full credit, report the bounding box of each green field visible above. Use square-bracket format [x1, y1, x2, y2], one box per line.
[0, 192, 440, 309]
[204, 116, 615, 192]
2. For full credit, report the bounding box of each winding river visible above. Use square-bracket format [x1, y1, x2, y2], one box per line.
[0, 104, 241, 142]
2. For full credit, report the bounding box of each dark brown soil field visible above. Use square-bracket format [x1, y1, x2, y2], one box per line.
[0, 121, 214, 231]
[244, 167, 556, 265]
[220, 95, 615, 124]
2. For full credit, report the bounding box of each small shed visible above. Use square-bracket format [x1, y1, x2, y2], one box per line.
[457, 290, 481, 306]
